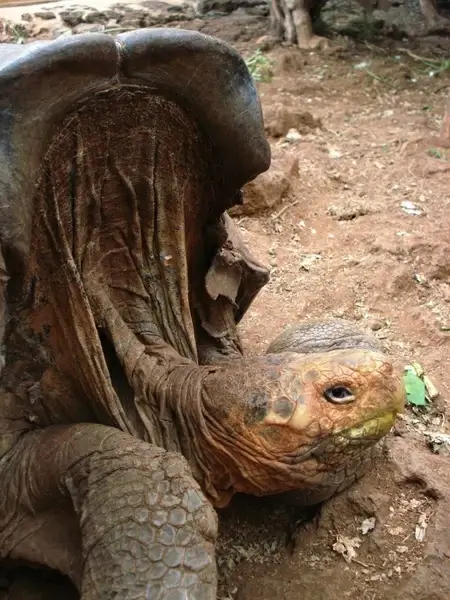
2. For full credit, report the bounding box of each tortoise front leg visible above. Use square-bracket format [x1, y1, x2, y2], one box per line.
[0, 422, 217, 599]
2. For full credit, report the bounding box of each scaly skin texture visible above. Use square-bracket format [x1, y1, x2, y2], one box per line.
[0, 30, 405, 600]
[200, 345, 404, 506]
[2, 425, 217, 599]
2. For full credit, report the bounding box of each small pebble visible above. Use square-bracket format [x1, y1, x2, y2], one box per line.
[34, 11, 57, 19]
[285, 128, 302, 142]
[369, 319, 383, 331]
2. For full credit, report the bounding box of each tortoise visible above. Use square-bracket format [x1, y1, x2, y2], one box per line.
[0, 28, 405, 600]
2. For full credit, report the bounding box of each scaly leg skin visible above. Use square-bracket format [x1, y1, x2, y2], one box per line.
[0, 423, 217, 599]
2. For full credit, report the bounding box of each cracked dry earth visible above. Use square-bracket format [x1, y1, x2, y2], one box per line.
[1, 7, 450, 600]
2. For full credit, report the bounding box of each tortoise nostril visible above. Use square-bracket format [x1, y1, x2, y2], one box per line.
[323, 386, 355, 404]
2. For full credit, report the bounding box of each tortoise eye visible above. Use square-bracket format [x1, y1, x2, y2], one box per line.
[323, 386, 355, 404]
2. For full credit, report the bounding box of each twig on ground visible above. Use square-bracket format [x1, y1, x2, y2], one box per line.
[364, 41, 388, 54]
[399, 136, 424, 156]
[353, 558, 378, 569]
[398, 48, 443, 64]
[272, 200, 299, 220]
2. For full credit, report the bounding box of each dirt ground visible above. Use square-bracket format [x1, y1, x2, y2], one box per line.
[0, 4, 450, 600]
[218, 27, 450, 600]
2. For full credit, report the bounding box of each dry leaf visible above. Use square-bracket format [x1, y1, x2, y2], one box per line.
[415, 513, 428, 542]
[387, 526, 405, 536]
[332, 535, 361, 562]
[359, 517, 376, 535]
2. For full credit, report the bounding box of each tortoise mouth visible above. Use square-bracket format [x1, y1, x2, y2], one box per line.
[293, 410, 398, 463]
[333, 411, 397, 445]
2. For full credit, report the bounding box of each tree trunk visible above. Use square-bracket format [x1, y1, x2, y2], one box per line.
[418, 0, 450, 31]
[270, 0, 329, 48]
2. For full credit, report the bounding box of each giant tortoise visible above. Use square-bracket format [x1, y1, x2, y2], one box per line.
[0, 28, 405, 599]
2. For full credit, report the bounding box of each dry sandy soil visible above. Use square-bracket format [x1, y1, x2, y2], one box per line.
[0, 3, 450, 600]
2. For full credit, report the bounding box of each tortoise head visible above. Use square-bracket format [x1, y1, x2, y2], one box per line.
[201, 347, 405, 507]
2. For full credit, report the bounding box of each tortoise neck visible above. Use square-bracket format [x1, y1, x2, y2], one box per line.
[162, 363, 238, 507]
[87, 293, 236, 503]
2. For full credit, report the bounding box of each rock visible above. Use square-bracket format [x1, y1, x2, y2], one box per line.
[115, 4, 192, 28]
[51, 27, 72, 39]
[368, 318, 383, 331]
[327, 199, 381, 221]
[285, 128, 302, 142]
[33, 11, 57, 20]
[347, 488, 391, 519]
[74, 23, 104, 34]
[237, 4, 269, 16]
[320, 0, 371, 32]
[317, 0, 432, 37]
[167, 3, 187, 11]
[264, 104, 322, 138]
[28, 26, 51, 38]
[59, 10, 84, 27]
[230, 150, 299, 216]
[104, 9, 123, 19]
[83, 10, 109, 23]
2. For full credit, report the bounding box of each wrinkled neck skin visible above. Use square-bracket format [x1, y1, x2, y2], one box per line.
[92, 293, 240, 506]
[99, 297, 322, 509]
